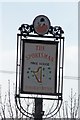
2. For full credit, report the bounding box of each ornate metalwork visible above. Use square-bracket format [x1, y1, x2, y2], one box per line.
[15, 15, 65, 119]
[15, 33, 64, 119]
[19, 24, 64, 38]
[19, 24, 34, 36]
[49, 26, 64, 37]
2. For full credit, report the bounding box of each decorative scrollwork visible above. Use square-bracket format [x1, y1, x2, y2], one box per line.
[19, 24, 34, 36]
[19, 24, 64, 38]
[49, 26, 64, 38]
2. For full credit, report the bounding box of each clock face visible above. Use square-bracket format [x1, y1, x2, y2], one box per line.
[33, 15, 51, 35]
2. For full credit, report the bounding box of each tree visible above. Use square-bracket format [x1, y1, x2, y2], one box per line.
[55, 88, 80, 119]
[0, 80, 80, 119]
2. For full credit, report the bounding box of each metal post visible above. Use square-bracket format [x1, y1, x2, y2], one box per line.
[34, 98, 43, 120]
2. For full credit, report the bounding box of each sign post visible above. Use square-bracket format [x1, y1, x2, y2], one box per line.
[34, 98, 43, 120]
[15, 15, 64, 119]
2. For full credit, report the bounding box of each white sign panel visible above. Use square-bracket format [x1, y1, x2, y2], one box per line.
[21, 39, 58, 95]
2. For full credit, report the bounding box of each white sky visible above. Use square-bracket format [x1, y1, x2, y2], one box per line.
[0, 0, 79, 2]
[0, 1, 78, 112]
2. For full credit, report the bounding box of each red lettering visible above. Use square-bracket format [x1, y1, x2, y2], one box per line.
[26, 52, 54, 62]
[36, 45, 45, 51]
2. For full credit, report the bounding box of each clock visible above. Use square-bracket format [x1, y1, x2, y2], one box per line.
[33, 15, 51, 35]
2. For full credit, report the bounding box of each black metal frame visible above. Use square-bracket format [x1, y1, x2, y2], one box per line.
[15, 19, 64, 119]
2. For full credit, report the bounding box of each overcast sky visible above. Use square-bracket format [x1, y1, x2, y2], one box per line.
[0, 1, 78, 109]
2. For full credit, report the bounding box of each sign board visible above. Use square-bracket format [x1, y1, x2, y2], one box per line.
[21, 39, 58, 95]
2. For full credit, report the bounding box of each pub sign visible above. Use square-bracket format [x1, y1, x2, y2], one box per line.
[21, 39, 58, 95]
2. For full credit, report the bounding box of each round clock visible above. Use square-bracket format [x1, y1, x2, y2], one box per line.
[33, 15, 51, 35]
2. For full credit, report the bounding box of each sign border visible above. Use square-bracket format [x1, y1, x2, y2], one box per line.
[20, 39, 59, 95]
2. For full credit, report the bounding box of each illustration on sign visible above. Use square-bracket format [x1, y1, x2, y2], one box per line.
[32, 67, 42, 83]
[33, 15, 50, 35]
